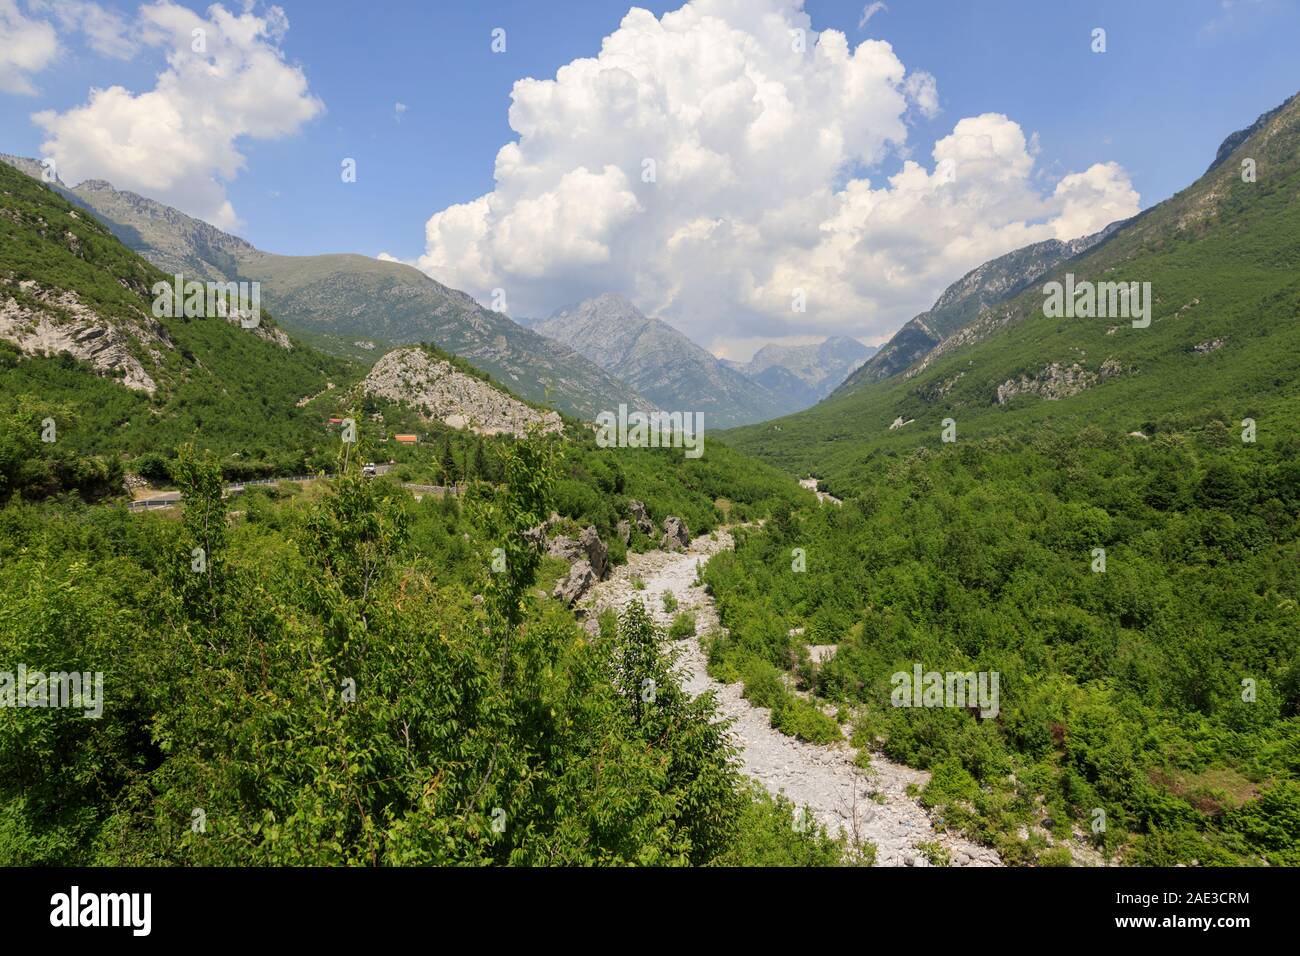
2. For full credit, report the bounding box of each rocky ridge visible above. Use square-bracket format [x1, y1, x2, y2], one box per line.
[360, 346, 563, 438]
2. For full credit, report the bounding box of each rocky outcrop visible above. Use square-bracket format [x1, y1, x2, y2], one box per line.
[545, 525, 608, 580]
[579, 526, 608, 579]
[552, 560, 596, 606]
[661, 516, 690, 551]
[616, 520, 631, 546]
[995, 359, 1125, 405]
[0, 281, 163, 393]
[628, 500, 654, 536]
[1193, 337, 1226, 354]
[547, 536, 584, 561]
[360, 346, 563, 438]
[524, 512, 562, 547]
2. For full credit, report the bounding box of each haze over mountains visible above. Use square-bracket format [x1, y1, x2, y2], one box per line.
[530, 293, 868, 427]
[724, 337, 876, 406]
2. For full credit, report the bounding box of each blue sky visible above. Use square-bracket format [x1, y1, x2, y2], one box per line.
[2, 0, 1298, 352]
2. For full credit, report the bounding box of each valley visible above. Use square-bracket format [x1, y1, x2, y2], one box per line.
[1, 47, 1297, 873]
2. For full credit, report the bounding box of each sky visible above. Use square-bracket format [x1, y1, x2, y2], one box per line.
[2, 0, 1298, 360]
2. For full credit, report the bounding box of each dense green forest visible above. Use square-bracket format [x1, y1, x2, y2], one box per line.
[702, 421, 1300, 865]
[0, 434, 841, 865]
[697, 91, 1300, 867]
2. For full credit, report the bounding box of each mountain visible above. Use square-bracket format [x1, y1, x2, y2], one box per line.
[533, 293, 795, 427]
[731, 336, 875, 406]
[0, 158, 351, 472]
[832, 225, 1124, 397]
[0, 155, 646, 422]
[724, 91, 1300, 484]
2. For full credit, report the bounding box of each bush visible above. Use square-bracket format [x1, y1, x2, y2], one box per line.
[668, 611, 696, 639]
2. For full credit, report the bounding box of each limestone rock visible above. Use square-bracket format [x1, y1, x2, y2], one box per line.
[579, 526, 608, 580]
[628, 500, 654, 536]
[553, 560, 596, 606]
[661, 516, 690, 551]
[361, 346, 563, 438]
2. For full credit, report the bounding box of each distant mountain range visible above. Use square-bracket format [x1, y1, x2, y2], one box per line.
[0, 154, 647, 422]
[530, 294, 872, 427]
[723, 337, 875, 406]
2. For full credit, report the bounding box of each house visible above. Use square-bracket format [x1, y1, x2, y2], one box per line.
[393, 434, 418, 445]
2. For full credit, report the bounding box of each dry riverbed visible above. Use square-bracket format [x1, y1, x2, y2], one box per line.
[580, 528, 1001, 867]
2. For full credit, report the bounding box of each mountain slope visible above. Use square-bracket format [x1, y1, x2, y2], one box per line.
[0, 159, 351, 476]
[833, 224, 1123, 396]
[534, 293, 792, 427]
[0, 155, 646, 422]
[725, 92, 1300, 487]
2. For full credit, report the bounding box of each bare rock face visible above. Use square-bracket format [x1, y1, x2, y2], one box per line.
[580, 526, 608, 580]
[547, 535, 583, 561]
[548, 526, 608, 580]
[995, 359, 1126, 405]
[553, 560, 596, 606]
[661, 516, 690, 551]
[628, 500, 654, 536]
[361, 346, 563, 437]
[616, 520, 631, 546]
[0, 282, 164, 393]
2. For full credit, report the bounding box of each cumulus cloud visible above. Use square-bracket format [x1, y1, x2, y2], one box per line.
[417, 0, 1140, 352]
[0, 0, 59, 94]
[34, 2, 323, 229]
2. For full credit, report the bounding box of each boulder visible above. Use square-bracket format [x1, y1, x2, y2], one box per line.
[552, 560, 596, 606]
[661, 515, 690, 551]
[547, 535, 584, 561]
[628, 500, 654, 536]
[523, 512, 563, 548]
[579, 526, 608, 579]
[616, 519, 631, 546]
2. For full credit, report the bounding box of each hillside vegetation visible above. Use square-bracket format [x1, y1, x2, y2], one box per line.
[705, 94, 1300, 865]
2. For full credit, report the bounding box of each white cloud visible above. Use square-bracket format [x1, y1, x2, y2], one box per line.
[417, 0, 1139, 351]
[31, 0, 138, 60]
[34, 2, 323, 229]
[0, 0, 59, 95]
[858, 2, 887, 29]
[903, 70, 938, 118]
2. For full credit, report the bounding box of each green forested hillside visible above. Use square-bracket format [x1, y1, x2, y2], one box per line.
[1, 159, 841, 866]
[726, 93, 1300, 489]
[702, 94, 1300, 865]
[0, 160, 355, 495]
